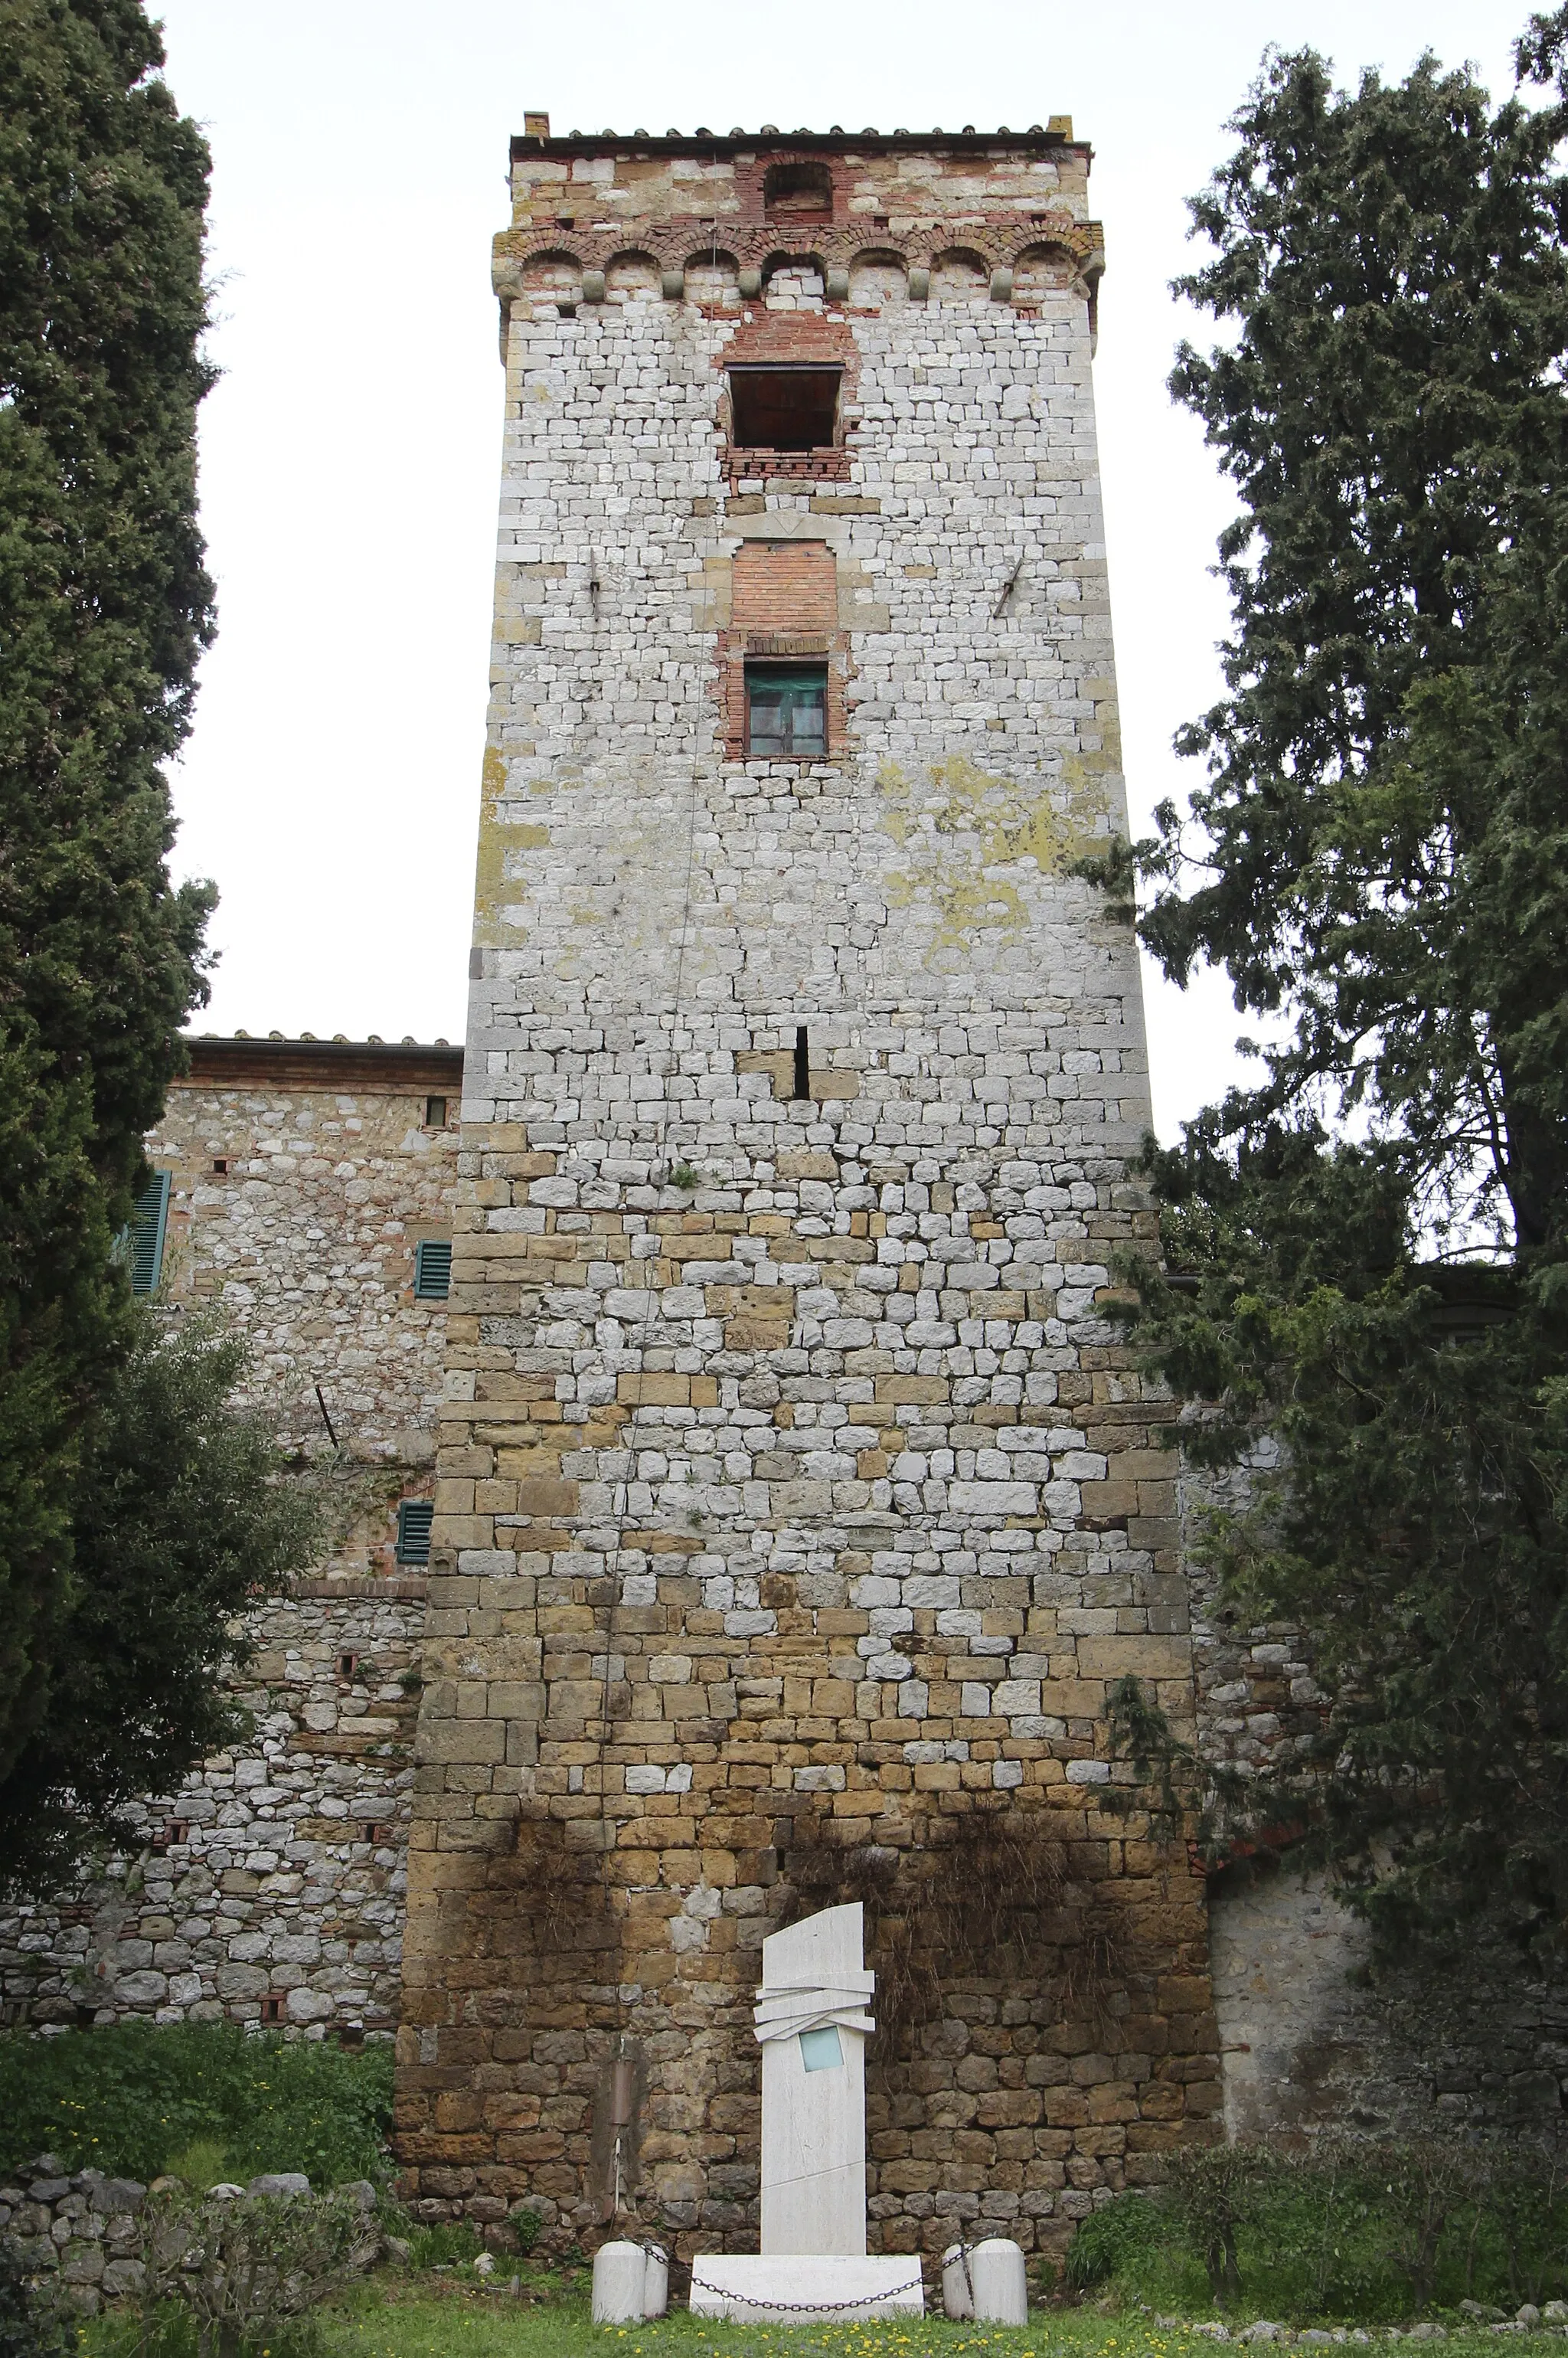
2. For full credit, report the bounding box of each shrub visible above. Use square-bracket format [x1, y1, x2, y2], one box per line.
[1067, 2139, 1568, 2321]
[0, 2022, 393, 2186]
[0, 2239, 72, 2358]
[1063, 2196, 1168, 2291]
[405, 2223, 481, 2270]
[139, 2186, 378, 2358]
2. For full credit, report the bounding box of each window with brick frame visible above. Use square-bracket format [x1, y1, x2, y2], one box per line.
[763, 161, 833, 220]
[746, 663, 828, 758]
[728, 365, 840, 452]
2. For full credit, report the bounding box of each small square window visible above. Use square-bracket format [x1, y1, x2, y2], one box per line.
[746, 663, 827, 759]
[729, 366, 839, 451]
[396, 1500, 434, 1565]
[424, 1095, 448, 1128]
[799, 2025, 844, 2072]
[413, 1239, 452, 1300]
[260, 1993, 286, 2025]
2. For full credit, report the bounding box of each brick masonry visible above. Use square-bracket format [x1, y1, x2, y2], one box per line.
[394, 123, 1221, 2266]
[0, 1042, 460, 2040]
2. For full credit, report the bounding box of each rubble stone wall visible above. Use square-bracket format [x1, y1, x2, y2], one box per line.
[397, 126, 1221, 2267]
[0, 1048, 458, 2039]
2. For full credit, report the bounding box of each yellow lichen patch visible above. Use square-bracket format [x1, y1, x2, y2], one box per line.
[512, 824, 551, 849]
[472, 744, 511, 944]
[874, 750, 1112, 957]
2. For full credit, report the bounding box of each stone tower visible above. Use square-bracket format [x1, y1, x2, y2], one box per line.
[396, 119, 1219, 2265]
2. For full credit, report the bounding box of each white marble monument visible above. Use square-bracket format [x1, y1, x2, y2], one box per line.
[688, 1904, 924, 2320]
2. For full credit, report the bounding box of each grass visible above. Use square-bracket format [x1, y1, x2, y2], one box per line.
[299, 2280, 1568, 2358]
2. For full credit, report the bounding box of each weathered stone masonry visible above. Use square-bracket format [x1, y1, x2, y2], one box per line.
[395, 122, 1221, 2265]
[0, 1038, 460, 2041]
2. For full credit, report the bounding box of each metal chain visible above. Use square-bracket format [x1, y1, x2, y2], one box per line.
[697, 2278, 925, 2315]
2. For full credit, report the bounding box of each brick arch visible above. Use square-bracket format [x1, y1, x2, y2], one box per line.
[1012, 242, 1077, 299]
[520, 249, 581, 314]
[604, 249, 662, 303]
[930, 247, 989, 303]
[848, 250, 909, 309]
[683, 248, 741, 309]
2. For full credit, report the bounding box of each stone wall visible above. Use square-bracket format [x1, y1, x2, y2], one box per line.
[396, 121, 1220, 2267]
[0, 1042, 459, 2039]
[0, 2159, 148, 2315]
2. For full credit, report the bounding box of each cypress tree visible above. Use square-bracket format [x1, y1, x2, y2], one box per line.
[0, 2, 217, 1797]
[1093, 28, 1568, 1944]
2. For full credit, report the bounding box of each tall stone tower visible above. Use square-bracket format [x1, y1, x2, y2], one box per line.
[397, 119, 1218, 2265]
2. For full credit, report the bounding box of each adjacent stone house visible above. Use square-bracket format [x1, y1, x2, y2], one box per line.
[0, 1035, 460, 2042]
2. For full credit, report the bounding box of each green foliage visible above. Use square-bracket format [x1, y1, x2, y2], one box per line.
[405, 2223, 482, 2271]
[0, 0, 219, 1876]
[511, 2208, 541, 2258]
[0, 1305, 320, 1895]
[0, 2238, 72, 2358]
[0, 2020, 394, 2187]
[1080, 25, 1568, 1946]
[1071, 2144, 1568, 2322]
[1064, 2196, 1168, 2291]
[139, 2186, 377, 2358]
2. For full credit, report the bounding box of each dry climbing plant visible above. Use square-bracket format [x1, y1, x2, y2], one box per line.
[777, 1805, 1135, 2062]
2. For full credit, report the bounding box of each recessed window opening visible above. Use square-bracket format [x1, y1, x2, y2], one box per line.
[763, 161, 833, 219]
[212, 1157, 227, 1175]
[260, 1993, 286, 2025]
[793, 1027, 812, 1101]
[338, 1651, 360, 1681]
[746, 662, 827, 758]
[728, 366, 840, 451]
[424, 1095, 447, 1127]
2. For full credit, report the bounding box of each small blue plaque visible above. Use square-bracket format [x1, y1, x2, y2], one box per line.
[799, 2025, 844, 2072]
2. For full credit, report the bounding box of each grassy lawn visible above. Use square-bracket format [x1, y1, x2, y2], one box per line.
[318, 2279, 1568, 2358]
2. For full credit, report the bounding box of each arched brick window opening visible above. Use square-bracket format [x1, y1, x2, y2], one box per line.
[763, 161, 832, 221]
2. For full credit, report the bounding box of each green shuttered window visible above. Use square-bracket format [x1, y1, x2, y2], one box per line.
[413, 1239, 452, 1300]
[126, 1171, 172, 1295]
[396, 1500, 434, 1565]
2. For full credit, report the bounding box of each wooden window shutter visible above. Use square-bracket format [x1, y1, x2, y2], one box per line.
[396, 1500, 434, 1565]
[413, 1239, 452, 1300]
[126, 1171, 172, 1295]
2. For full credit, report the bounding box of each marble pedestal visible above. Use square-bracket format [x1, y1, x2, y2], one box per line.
[688, 2255, 924, 2322]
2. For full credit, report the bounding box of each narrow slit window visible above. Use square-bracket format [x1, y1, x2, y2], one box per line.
[746, 663, 827, 758]
[793, 1027, 812, 1100]
[728, 367, 840, 451]
[396, 1499, 434, 1565]
[424, 1095, 448, 1127]
[413, 1239, 452, 1300]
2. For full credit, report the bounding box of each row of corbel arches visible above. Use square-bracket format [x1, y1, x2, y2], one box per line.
[498, 241, 1095, 315]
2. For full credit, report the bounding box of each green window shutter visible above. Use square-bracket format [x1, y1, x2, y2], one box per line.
[413, 1239, 452, 1300]
[396, 1500, 434, 1565]
[126, 1171, 172, 1295]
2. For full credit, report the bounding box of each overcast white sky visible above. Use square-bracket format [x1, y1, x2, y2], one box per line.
[152, 0, 1519, 1139]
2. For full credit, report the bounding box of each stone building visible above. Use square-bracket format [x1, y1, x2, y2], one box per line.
[392, 118, 1220, 2264]
[0, 1035, 461, 2042]
[5, 107, 1561, 2270]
